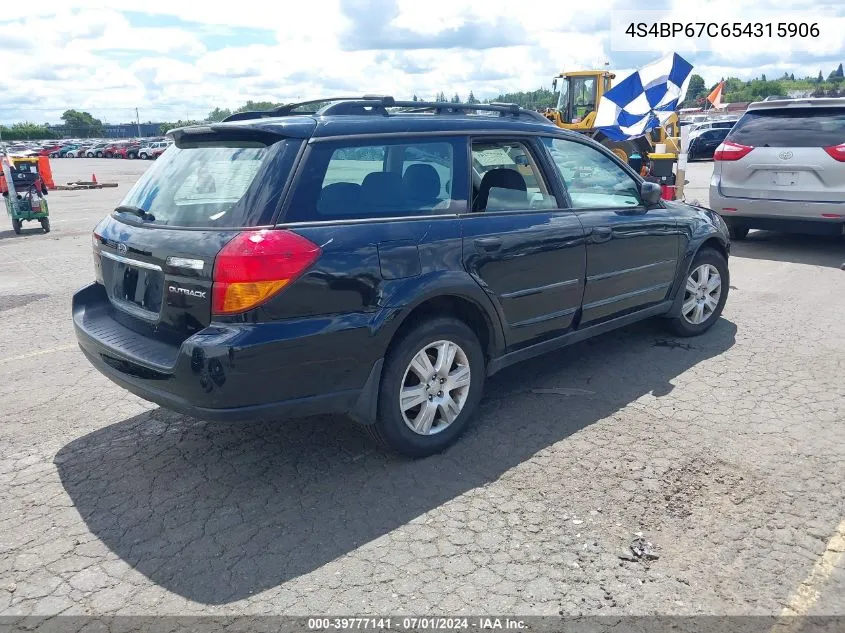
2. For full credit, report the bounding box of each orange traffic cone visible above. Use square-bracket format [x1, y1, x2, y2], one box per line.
[92, 173, 97, 184]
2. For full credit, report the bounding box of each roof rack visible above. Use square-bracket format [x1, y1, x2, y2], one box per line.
[222, 95, 553, 125]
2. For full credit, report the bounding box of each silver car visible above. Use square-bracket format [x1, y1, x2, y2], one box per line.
[709, 98, 845, 240]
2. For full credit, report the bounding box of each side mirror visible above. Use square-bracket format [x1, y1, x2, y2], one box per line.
[640, 181, 663, 206]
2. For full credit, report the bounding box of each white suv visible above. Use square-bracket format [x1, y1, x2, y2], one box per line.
[138, 141, 169, 160]
[709, 98, 845, 239]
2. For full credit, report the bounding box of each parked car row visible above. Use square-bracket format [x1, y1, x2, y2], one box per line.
[2, 137, 172, 160]
[48, 139, 172, 160]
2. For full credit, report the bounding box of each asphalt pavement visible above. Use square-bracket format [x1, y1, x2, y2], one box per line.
[1, 157, 843, 620]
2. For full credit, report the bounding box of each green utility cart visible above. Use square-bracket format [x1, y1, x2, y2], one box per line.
[2, 156, 50, 234]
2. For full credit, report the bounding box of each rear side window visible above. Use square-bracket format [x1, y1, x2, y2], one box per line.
[728, 108, 845, 147]
[117, 138, 300, 228]
[285, 137, 468, 222]
[471, 140, 558, 211]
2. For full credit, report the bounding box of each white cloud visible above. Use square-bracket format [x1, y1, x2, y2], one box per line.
[1, 0, 843, 125]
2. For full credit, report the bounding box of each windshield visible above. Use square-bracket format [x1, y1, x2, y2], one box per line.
[572, 77, 596, 118]
[116, 138, 299, 228]
[557, 77, 597, 123]
[556, 78, 569, 112]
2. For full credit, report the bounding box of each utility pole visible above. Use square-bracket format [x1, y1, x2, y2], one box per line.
[135, 107, 141, 138]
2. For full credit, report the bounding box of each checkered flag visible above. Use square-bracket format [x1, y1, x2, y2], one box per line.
[594, 53, 693, 141]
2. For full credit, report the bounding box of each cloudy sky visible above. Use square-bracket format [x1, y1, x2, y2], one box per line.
[1, 0, 843, 125]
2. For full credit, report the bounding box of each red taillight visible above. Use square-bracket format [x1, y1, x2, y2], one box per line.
[92, 231, 104, 283]
[823, 143, 845, 162]
[714, 141, 754, 161]
[212, 229, 321, 316]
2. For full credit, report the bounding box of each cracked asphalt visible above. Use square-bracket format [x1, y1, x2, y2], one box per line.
[1, 159, 844, 618]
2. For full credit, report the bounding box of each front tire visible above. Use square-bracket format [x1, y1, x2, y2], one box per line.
[369, 317, 485, 458]
[40, 218, 50, 233]
[666, 248, 729, 337]
[12, 218, 22, 235]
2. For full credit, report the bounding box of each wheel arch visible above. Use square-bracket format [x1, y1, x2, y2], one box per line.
[350, 282, 506, 426]
[668, 229, 730, 311]
[378, 288, 505, 363]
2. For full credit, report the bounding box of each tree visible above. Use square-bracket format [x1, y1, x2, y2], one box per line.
[60, 109, 103, 136]
[790, 73, 795, 81]
[412, 94, 418, 101]
[685, 75, 707, 104]
[487, 87, 557, 110]
[0, 123, 56, 141]
[467, 91, 478, 104]
[159, 120, 203, 134]
[818, 70, 824, 82]
[235, 100, 280, 113]
[436, 91, 447, 102]
[761, 74, 767, 82]
[206, 107, 232, 122]
[450, 93, 461, 103]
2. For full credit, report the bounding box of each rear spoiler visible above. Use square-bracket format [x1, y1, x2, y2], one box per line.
[167, 125, 288, 148]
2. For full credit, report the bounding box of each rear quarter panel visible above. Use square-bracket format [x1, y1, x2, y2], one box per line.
[262, 217, 507, 368]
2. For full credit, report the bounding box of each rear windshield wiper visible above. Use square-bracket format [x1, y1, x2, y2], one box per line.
[114, 205, 156, 222]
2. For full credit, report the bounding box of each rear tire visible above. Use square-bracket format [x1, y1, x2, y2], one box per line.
[666, 248, 729, 337]
[40, 218, 50, 233]
[368, 317, 485, 458]
[727, 223, 749, 240]
[12, 219, 22, 235]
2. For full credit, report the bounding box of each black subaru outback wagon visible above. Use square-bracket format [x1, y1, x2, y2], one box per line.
[73, 96, 730, 457]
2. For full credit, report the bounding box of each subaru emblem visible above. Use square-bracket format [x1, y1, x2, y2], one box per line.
[117, 243, 128, 255]
[778, 151, 793, 160]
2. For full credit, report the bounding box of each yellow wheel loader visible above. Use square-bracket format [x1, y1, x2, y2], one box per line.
[544, 70, 681, 165]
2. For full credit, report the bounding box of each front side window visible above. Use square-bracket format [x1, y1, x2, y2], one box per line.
[285, 137, 466, 222]
[471, 140, 557, 212]
[542, 137, 642, 209]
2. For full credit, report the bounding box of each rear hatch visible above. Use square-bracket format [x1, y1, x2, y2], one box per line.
[715, 103, 845, 203]
[91, 124, 309, 347]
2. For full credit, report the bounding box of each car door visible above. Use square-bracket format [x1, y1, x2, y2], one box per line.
[541, 136, 680, 326]
[461, 137, 587, 349]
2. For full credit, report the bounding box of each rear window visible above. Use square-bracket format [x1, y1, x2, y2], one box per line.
[116, 138, 300, 228]
[728, 107, 845, 147]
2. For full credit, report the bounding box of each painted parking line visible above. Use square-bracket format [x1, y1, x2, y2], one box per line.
[770, 519, 845, 633]
[51, 216, 98, 224]
[0, 344, 77, 364]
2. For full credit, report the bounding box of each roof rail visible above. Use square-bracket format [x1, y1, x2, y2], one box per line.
[222, 97, 366, 122]
[223, 95, 553, 125]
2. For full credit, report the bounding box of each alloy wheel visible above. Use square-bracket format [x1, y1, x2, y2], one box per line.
[682, 263, 722, 325]
[400, 340, 471, 436]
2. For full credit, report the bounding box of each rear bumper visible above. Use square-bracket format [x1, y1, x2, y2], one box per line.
[72, 282, 383, 422]
[710, 185, 845, 234]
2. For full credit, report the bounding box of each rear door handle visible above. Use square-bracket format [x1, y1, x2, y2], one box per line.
[591, 227, 613, 243]
[474, 237, 503, 252]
